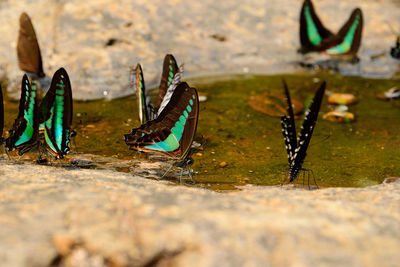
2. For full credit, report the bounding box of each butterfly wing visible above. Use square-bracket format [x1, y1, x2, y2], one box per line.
[125, 82, 199, 160]
[41, 68, 73, 158]
[17, 13, 45, 77]
[323, 8, 363, 55]
[299, 0, 333, 53]
[390, 36, 400, 59]
[5, 75, 39, 154]
[289, 82, 326, 181]
[134, 64, 151, 124]
[0, 85, 3, 142]
[280, 80, 297, 165]
[157, 64, 184, 115]
[156, 54, 180, 109]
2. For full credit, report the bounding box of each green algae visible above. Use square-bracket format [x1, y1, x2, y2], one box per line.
[2, 73, 400, 190]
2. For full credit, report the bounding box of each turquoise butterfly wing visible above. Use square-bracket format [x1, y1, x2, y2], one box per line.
[299, 0, 333, 53]
[40, 68, 73, 158]
[324, 8, 363, 55]
[6, 74, 40, 155]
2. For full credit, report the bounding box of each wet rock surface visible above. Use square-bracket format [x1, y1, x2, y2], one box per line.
[0, 0, 399, 99]
[0, 161, 399, 267]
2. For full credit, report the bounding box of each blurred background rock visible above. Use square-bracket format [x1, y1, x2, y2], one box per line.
[0, 0, 399, 99]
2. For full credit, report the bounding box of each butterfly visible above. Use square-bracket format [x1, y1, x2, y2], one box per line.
[17, 12, 50, 91]
[6, 68, 73, 161]
[0, 84, 4, 147]
[281, 79, 326, 188]
[125, 82, 199, 181]
[132, 54, 183, 124]
[299, 0, 363, 57]
[390, 36, 400, 59]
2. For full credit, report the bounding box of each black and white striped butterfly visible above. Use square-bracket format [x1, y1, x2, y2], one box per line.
[281, 80, 326, 188]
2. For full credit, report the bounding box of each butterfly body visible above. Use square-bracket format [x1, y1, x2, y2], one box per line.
[281, 80, 325, 184]
[299, 0, 363, 57]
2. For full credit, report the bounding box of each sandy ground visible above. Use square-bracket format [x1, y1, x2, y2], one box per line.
[0, 161, 399, 267]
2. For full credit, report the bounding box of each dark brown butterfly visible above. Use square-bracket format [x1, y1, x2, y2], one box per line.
[299, 0, 363, 57]
[17, 12, 45, 78]
[125, 82, 199, 181]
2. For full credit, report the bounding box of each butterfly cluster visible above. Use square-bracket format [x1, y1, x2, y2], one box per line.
[4, 0, 397, 187]
[125, 55, 199, 181]
[1, 13, 73, 163]
[299, 0, 363, 57]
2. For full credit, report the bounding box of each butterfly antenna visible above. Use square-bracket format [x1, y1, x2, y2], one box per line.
[385, 21, 399, 36]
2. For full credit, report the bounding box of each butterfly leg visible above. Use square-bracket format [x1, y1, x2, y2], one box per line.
[161, 164, 174, 179]
[309, 169, 319, 189]
[179, 168, 184, 184]
[3, 146, 11, 160]
[280, 168, 289, 187]
[187, 168, 195, 184]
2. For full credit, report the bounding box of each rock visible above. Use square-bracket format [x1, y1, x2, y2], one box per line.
[0, 0, 399, 100]
[328, 93, 357, 105]
[199, 95, 207, 102]
[383, 177, 400, 185]
[248, 92, 304, 117]
[323, 110, 355, 122]
[219, 161, 227, 168]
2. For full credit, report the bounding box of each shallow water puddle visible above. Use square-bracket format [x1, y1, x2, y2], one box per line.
[2, 73, 400, 190]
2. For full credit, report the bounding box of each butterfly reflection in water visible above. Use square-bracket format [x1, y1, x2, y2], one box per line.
[299, 0, 363, 59]
[125, 82, 199, 183]
[5, 68, 73, 163]
[280, 80, 326, 189]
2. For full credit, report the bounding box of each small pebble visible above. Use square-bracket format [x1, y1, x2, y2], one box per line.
[199, 96, 207, 102]
[323, 111, 355, 122]
[219, 162, 227, 168]
[328, 93, 357, 105]
[248, 170, 254, 173]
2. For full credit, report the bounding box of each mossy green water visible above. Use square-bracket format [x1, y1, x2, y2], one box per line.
[2, 73, 400, 190]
